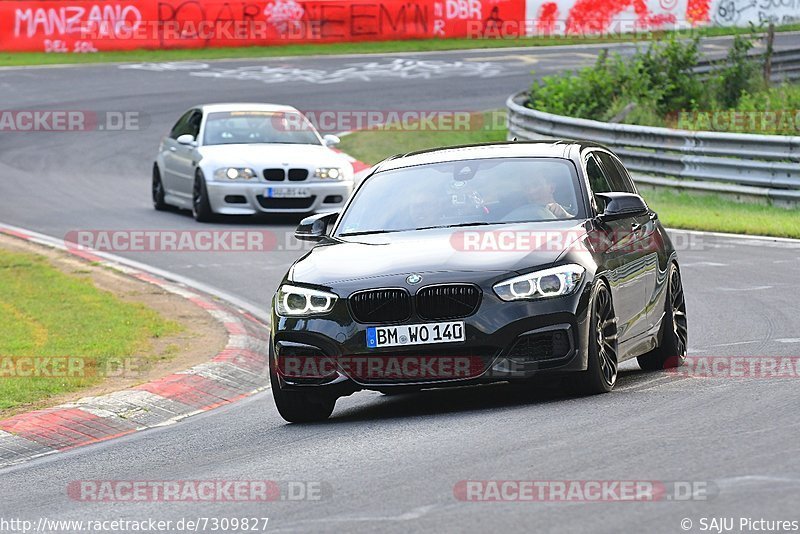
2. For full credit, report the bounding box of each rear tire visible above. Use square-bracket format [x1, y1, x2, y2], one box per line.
[152, 165, 168, 211]
[269, 348, 336, 423]
[638, 263, 687, 371]
[192, 171, 214, 223]
[571, 280, 618, 395]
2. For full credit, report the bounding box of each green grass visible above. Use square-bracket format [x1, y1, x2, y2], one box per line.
[0, 248, 180, 412]
[641, 188, 800, 238]
[338, 111, 507, 164]
[2, 24, 798, 67]
[339, 115, 800, 239]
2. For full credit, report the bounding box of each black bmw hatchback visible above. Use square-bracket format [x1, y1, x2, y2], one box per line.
[270, 141, 688, 422]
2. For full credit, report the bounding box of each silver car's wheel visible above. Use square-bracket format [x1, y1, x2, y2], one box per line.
[192, 172, 214, 223]
[152, 165, 168, 211]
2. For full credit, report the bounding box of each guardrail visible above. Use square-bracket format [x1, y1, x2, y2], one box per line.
[506, 91, 800, 206]
[695, 48, 800, 83]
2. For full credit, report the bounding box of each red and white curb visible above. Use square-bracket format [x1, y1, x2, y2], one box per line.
[332, 145, 371, 179]
[0, 224, 270, 469]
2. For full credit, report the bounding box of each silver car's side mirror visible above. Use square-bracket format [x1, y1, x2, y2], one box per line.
[176, 134, 197, 146]
[323, 134, 341, 147]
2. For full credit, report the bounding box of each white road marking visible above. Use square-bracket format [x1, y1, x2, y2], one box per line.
[717, 475, 800, 489]
[668, 228, 800, 246]
[681, 261, 728, 267]
[269, 504, 439, 530]
[717, 286, 773, 291]
[702, 340, 763, 348]
[465, 54, 541, 64]
[616, 376, 679, 391]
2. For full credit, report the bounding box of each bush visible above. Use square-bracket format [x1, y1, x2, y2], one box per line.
[713, 35, 760, 108]
[529, 36, 705, 122]
[637, 37, 703, 115]
[526, 34, 786, 134]
[528, 54, 620, 118]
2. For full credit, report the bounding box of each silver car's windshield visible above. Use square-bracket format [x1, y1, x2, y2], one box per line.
[203, 111, 321, 146]
[337, 157, 585, 236]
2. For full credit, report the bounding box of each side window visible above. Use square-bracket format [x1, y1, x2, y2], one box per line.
[169, 111, 193, 139]
[611, 155, 637, 194]
[586, 155, 611, 194]
[596, 152, 634, 193]
[186, 111, 203, 138]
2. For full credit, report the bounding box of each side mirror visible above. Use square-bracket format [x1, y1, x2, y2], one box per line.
[323, 134, 341, 147]
[176, 134, 197, 146]
[596, 192, 648, 221]
[295, 211, 339, 241]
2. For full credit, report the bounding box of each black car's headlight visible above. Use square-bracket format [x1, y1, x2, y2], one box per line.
[276, 284, 338, 316]
[493, 264, 585, 302]
[214, 167, 256, 181]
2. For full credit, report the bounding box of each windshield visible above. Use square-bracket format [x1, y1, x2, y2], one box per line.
[203, 111, 322, 146]
[336, 157, 584, 236]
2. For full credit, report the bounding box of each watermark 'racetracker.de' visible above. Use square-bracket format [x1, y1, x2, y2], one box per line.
[0, 111, 143, 132]
[671, 357, 800, 379]
[454, 480, 717, 502]
[0, 357, 144, 379]
[68, 480, 330, 502]
[65, 230, 279, 253]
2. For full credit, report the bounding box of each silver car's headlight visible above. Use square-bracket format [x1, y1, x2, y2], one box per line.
[314, 167, 343, 180]
[276, 284, 338, 316]
[214, 167, 256, 181]
[493, 264, 585, 302]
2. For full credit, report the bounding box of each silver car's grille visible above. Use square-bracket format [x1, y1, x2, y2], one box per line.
[264, 169, 285, 181]
[256, 196, 316, 210]
[262, 169, 309, 181]
[288, 169, 309, 181]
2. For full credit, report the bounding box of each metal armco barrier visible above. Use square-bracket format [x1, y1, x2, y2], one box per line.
[695, 48, 800, 83]
[506, 90, 800, 205]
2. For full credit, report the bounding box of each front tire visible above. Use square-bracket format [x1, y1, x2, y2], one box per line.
[152, 165, 168, 211]
[192, 172, 214, 223]
[638, 263, 687, 371]
[269, 349, 336, 423]
[572, 280, 618, 395]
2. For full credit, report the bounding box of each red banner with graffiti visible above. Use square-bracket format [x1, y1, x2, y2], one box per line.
[0, 0, 526, 52]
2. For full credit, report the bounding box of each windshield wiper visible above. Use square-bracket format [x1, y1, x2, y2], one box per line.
[341, 222, 494, 236]
[413, 222, 494, 231]
[339, 229, 404, 237]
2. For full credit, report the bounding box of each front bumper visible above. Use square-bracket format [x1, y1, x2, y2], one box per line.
[206, 180, 354, 215]
[271, 274, 594, 394]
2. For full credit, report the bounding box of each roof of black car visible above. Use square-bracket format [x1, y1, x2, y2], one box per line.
[375, 141, 592, 172]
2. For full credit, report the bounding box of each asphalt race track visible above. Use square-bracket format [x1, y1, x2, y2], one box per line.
[1, 34, 800, 533]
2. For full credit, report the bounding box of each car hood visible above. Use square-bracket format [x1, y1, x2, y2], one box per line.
[290, 221, 589, 286]
[198, 143, 350, 170]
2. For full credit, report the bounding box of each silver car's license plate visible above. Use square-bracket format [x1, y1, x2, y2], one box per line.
[266, 187, 310, 198]
[366, 321, 465, 348]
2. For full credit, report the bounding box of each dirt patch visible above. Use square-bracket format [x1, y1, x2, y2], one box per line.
[0, 233, 228, 418]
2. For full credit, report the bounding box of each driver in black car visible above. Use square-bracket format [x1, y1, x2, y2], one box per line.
[503, 175, 573, 221]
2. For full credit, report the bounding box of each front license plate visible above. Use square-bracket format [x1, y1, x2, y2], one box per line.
[266, 187, 310, 198]
[366, 321, 465, 348]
